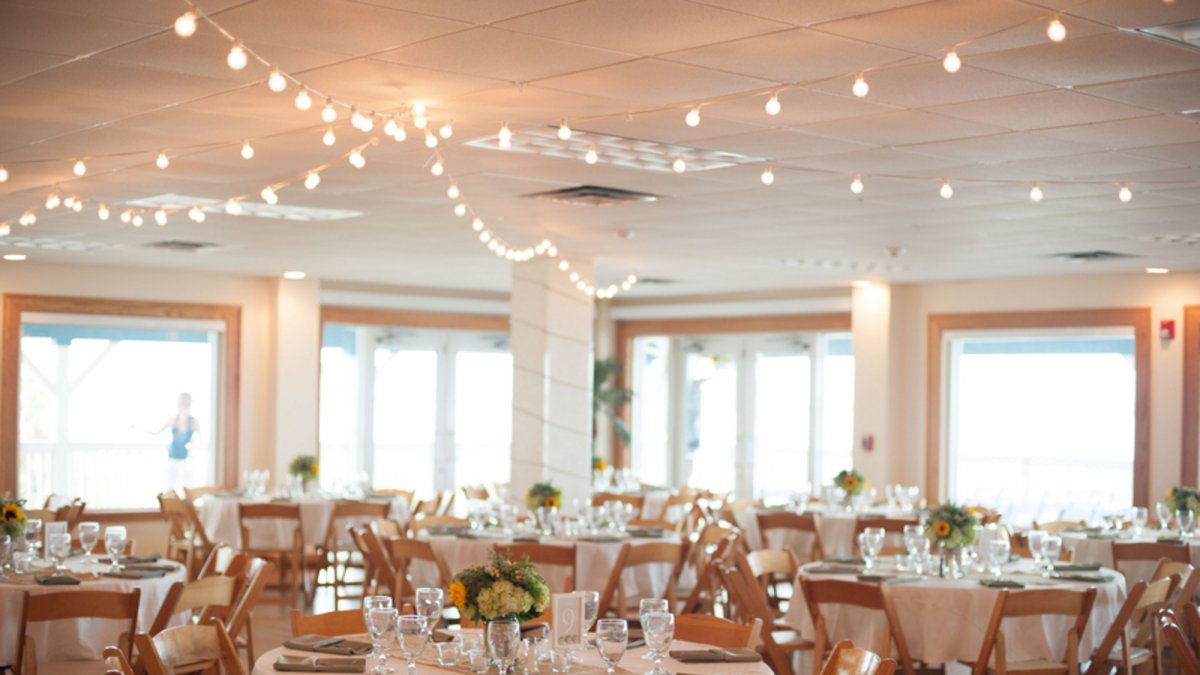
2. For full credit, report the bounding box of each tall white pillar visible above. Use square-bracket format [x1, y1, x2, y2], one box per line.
[510, 258, 594, 504]
[851, 282, 892, 485]
[272, 277, 321, 482]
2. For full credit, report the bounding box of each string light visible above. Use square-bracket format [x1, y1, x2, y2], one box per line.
[557, 121, 572, 141]
[430, 157, 444, 176]
[1047, 16, 1067, 42]
[0, 166, 7, 183]
[305, 171, 321, 189]
[294, 88, 312, 111]
[73, 159, 87, 176]
[672, 157, 686, 173]
[360, 113, 374, 132]
[97, 203, 109, 221]
[393, 126, 407, 143]
[132, 213, 144, 227]
[569, 272, 580, 283]
[64, 196, 76, 209]
[19, 211, 36, 226]
[940, 180, 954, 199]
[439, 122, 453, 139]
[412, 101, 426, 116]
[174, 10, 197, 38]
[498, 122, 513, 149]
[850, 174, 864, 194]
[45, 193, 61, 210]
[943, 49, 962, 73]
[321, 100, 337, 123]
[472, 217, 485, 232]
[267, 69, 288, 93]
[350, 108, 365, 130]
[1119, 184, 1133, 203]
[852, 73, 870, 98]
[480, 230, 492, 243]
[226, 42, 248, 70]
[454, 203, 467, 217]
[413, 113, 427, 129]
[1029, 183, 1044, 202]
[120, 209, 132, 224]
[425, 133, 438, 149]
[261, 186, 278, 205]
[225, 199, 242, 215]
[240, 141, 255, 159]
[154, 209, 168, 226]
[71, 199, 83, 212]
[761, 165, 775, 185]
[585, 145, 598, 164]
[188, 205, 206, 222]
[156, 152, 170, 169]
[323, 128, 336, 146]
[384, 118, 399, 137]
[348, 149, 366, 168]
[685, 106, 701, 127]
[765, 92, 781, 116]
[447, 183, 460, 199]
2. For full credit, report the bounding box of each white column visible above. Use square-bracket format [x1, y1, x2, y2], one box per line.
[510, 258, 594, 504]
[851, 282, 892, 485]
[272, 277, 321, 482]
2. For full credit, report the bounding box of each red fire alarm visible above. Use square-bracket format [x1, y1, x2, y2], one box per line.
[861, 434, 875, 452]
[1161, 320, 1176, 341]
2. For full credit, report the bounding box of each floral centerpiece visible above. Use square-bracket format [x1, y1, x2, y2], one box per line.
[525, 481, 562, 511]
[1, 498, 27, 539]
[1166, 486, 1200, 514]
[449, 551, 550, 623]
[288, 454, 319, 484]
[925, 502, 978, 548]
[833, 468, 867, 496]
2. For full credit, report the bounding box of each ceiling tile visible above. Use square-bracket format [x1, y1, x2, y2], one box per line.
[798, 109, 1007, 146]
[816, 0, 1048, 54]
[536, 59, 771, 107]
[0, 4, 158, 57]
[1079, 69, 1200, 115]
[904, 131, 1102, 163]
[1033, 115, 1200, 150]
[810, 61, 1051, 108]
[684, 0, 931, 27]
[931, 89, 1154, 131]
[967, 31, 1200, 87]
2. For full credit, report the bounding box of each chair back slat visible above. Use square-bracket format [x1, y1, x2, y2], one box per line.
[819, 640, 897, 675]
[674, 613, 760, 649]
[290, 608, 367, 636]
[495, 543, 577, 592]
[136, 619, 246, 675]
[19, 589, 141, 673]
[756, 512, 824, 561]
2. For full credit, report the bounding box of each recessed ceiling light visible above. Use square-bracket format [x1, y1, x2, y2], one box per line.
[1145, 267, 1170, 274]
[4, 254, 28, 262]
[282, 271, 307, 280]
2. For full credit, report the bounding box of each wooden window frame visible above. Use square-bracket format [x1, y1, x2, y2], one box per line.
[611, 313, 853, 469]
[926, 308, 1152, 506]
[1183, 306, 1200, 485]
[1, 294, 242, 506]
[320, 306, 509, 332]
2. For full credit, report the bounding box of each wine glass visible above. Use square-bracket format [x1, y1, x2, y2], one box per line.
[860, 527, 885, 571]
[1130, 507, 1149, 537]
[364, 595, 395, 672]
[986, 538, 1010, 580]
[595, 619, 628, 675]
[1027, 530, 1047, 569]
[396, 615, 430, 675]
[639, 598, 669, 660]
[77, 522, 100, 564]
[25, 519, 43, 559]
[1178, 510, 1195, 539]
[104, 526, 127, 573]
[903, 525, 927, 574]
[1157, 502, 1173, 530]
[1041, 535, 1062, 573]
[0, 534, 11, 580]
[415, 587, 444, 633]
[367, 608, 399, 675]
[582, 590, 600, 633]
[642, 612, 674, 675]
[47, 532, 71, 576]
[488, 617, 521, 675]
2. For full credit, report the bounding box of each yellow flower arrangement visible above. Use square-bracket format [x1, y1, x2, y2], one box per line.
[448, 581, 467, 609]
[833, 468, 867, 496]
[924, 502, 978, 548]
[933, 520, 951, 537]
[450, 551, 550, 622]
[1, 498, 27, 538]
[525, 481, 562, 511]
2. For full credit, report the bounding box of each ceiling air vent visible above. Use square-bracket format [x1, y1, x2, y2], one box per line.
[1050, 250, 1138, 264]
[525, 185, 659, 207]
[144, 240, 222, 254]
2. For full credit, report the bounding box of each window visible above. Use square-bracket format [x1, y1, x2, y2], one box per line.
[2, 296, 239, 511]
[627, 330, 854, 498]
[319, 321, 511, 498]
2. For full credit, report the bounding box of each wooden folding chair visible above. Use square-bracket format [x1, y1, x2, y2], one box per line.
[17, 589, 141, 675]
[318, 501, 391, 608]
[1158, 610, 1200, 673]
[852, 518, 913, 556]
[598, 540, 689, 619]
[408, 515, 468, 535]
[717, 560, 811, 675]
[757, 512, 824, 563]
[742, 549, 800, 615]
[1031, 521, 1085, 536]
[675, 613, 763, 649]
[461, 484, 491, 501]
[798, 578, 917, 675]
[159, 491, 218, 579]
[495, 543, 577, 593]
[237, 503, 306, 607]
[103, 646, 136, 675]
[1112, 543, 1190, 582]
[968, 588, 1097, 675]
[593, 492, 647, 513]
[184, 486, 226, 503]
[290, 608, 367, 636]
[819, 640, 898, 675]
[135, 619, 246, 675]
[387, 536, 452, 602]
[680, 534, 739, 616]
[1085, 577, 1175, 675]
[220, 555, 272, 670]
[149, 574, 239, 635]
[361, 525, 401, 602]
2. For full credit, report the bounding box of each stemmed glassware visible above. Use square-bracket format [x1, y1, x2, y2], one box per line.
[639, 599, 669, 660]
[1129, 507, 1149, 537]
[1040, 535, 1062, 574]
[902, 524, 929, 574]
[1027, 530, 1048, 569]
[0, 534, 11, 580]
[367, 608, 399, 675]
[488, 617, 521, 675]
[25, 519, 43, 559]
[595, 619, 628, 675]
[396, 615, 430, 675]
[363, 595, 395, 672]
[1177, 510, 1195, 540]
[77, 522, 100, 564]
[47, 532, 71, 576]
[104, 526, 127, 573]
[642, 613, 674, 675]
[859, 527, 884, 571]
[415, 587, 444, 633]
[986, 538, 1010, 580]
[1157, 502, 1173, 530]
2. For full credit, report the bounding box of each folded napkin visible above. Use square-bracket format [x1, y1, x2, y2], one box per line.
[274, 655, 366, 673]
[627, 528, 665, 538]
[512, 536, 542, 544]
[824, 556, 866, 565]
[1049, 572, 1116, 583]
[431, 630, 457, 644]
[124, 563, 180, 572]
[102, 569, 167, 580]
[669, 649, 762, 664]
[805, 563, 863, 575]
[856, 574, 922, 584]
[578, 535, 625, 543]
[1157, 537, 1186, 545]
[283, 635, 372, 656]
[98, 555, 161, 565]
[35, 574, 81, 586]
[980, 579, 1025, 589]
[426, 525, 467, 536]
[1051, 562, 1102, 572]
[1086, 532, 1122, 540]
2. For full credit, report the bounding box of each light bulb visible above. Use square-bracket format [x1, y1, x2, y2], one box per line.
[0, 224, 8, 237]
[156, 152, 170, 169]
[585, 145, 598, 164]
[472, 217, 484, 232]
[174, 10, 197, 37]
[569, 272, 580, 283]
[547, 245, 557, 257]
[227, 43, 247, 70]
[557, 121, 572, 140]
[430, 158, 444, 176]
[1047, 17, 1066, 42]
[360, 114, 374, 132]
[120, 209, 132, 224]
[627, 274, 639, 284]
[576, 281, 587, 291]
[132, 213, 144, 227]
[225, 199, 242, 215]
[1119, 184, 1132, 202]
[305, 171, 321, 189]
[294, 88, 312, 111]
[850, 175, 864, 194]
[349, 149, 366, 168]
[447, 183, 460, 199]
[321, 100, 337, 123]
[761, 166, 774, 185]
[393, 126, 407, 142]
[71, 159, 87, 176]
[425, 133, 438, 148]
[940, 180, 954, 199]
[71, 200, 83, 212]
[943, 49, 962, 73]
[685, 106, 701, 127]
[1029, 183, 1044, 202]
[852, 73, 869, 98]
[97, 203, 109, 221]
[498, 122, 512, 149]
[672, 157, 686, 173]
[45, 193, 60, 210]
[240, 141, 254, 159]
[621, 281, 632, 291]
[261, 186, 278, 205]
[154, 209, 168, 226]
[454, 203, 467, 217]
[412, 101, 426, 116]
[384, 118, 398, 136]
[0, 166, 7, 182]
[478, 231, 490, 243]
[20, 211, 37, 226]
[188, 205, 206, 223]
[412, 114, 427, 130]
[487, 240, 499, 251]
[322, 127, 336, 146]
[350, 108, 365, 129]
[267, 68, 287, 93]
[765, 93, 781, 116]
[496, 244, 507, 256]
[64, 196, 76, 208]
[558, 261, 570, 271]
[439, 122, 453, 139]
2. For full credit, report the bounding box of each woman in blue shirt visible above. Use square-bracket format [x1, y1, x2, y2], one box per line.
[156, 392, 201, 492]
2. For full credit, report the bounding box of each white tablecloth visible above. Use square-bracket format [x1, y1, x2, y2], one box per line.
[199, 496, 407, 549]
[1061, 530, 1200, 582]
[733, 508, 917, 558]
[253, 636, 772, 675]
[783, 559, 1126, 666]
[0, 556, 186, 666]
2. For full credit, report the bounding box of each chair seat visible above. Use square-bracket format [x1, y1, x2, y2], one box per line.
[967, 659, 1072, 675]
[770, 629, 813, 652]
[1103, 644, 1153, 666]
[36, 660, 115, 675]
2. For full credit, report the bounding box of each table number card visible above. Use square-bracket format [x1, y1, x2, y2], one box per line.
[551, 592, 585, 650]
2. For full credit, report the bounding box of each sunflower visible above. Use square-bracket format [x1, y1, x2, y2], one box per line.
[448, 581, 467, 609]
[842, 475, 860, 491]
[2, 503, 22, 522]
[546, 495, 560, 509]
[933, 520, 951, 537]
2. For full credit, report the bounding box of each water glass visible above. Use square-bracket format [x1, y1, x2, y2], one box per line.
[0, 534, 10, 579]
[13, 550, 34, 574]
[25, 519, 43, 558]
[77, 522, 100, 563]
[1130, 507, 1149, 536]
[1027, 530, 1047, 568]
[1157, 501, 1173, 530]
[1178, 510, 1195, 539]
[462, 632, 489, 674]
[986, 538, 1010, 580]
[396, 615, 430, 675]
[1041, 535, 1062, 571]
[550, 649, 573, 673]
[639, 598, 669, 660]
[434, 635, 462, 667]
[415, 587, 444, 632]
[489, 618, 522, 675]
[47, 532, 71, 575]
[642, 612, 674, 675]
[595, 619, 628, 675]
[367, 608, 399, 675]
[104, 526, 127, 572]
[582, 591, 600, 633]
[859, 527, 885, 571]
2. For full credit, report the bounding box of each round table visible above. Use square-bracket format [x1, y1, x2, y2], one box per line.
[198, 496, 409, 549]
[1060, 530, 1200, 582]
[253, 636, 772, 675]
[733, 507, 918, 558]
[0, 556, 187, 666]
[783, 558, 1126, 666]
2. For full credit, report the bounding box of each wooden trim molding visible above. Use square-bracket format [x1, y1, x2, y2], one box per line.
[1, 294, 242, 497]
[925, 308, 1152, 506]
[611, 313, 853, 469]
[1183, 306, 1200, 486]
[320, 306, 509, 332]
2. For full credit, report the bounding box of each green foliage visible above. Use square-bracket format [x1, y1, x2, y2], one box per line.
[449, 550, 550, 622]
[1167, 486, 1200, 514]
[924, 502, 979, 548]
[593, 356, 633, 452]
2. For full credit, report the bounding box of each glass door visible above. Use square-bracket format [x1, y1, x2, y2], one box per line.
[680, 340, 740, 495]
[372, 344, 439, 495]
[752, 337, 813, 502]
